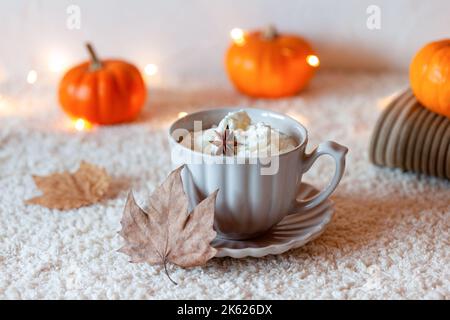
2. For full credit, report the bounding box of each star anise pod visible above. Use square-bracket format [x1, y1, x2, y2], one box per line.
[209, 125, 240, 156]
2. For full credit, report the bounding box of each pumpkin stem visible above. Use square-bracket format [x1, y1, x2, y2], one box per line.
[86, 42, 102, 70]
[262, 25, 278, 40]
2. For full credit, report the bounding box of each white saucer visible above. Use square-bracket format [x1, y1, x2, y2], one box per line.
[212, 183, 334, 258]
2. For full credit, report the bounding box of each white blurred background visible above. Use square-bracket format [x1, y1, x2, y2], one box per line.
[0, 0, 449, 86]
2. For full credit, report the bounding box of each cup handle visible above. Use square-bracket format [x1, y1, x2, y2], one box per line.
[297, 141, 348, 210]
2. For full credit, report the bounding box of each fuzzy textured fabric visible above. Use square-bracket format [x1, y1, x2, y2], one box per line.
[0, 71, 448, 300]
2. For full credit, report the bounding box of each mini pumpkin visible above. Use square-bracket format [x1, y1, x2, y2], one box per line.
[410, 39, 450, 118]
[225, 25, 318, 98]
[58, 43, 147, 125]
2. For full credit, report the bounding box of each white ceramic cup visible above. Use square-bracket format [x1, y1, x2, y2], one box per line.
[169, 108, 348, 240]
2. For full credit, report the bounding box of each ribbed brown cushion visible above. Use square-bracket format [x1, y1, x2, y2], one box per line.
[369, 89, 450, 180]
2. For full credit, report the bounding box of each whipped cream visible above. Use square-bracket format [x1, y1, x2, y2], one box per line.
[180, 110, 297, 157]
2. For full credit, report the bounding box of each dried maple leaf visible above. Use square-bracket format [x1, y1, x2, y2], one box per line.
[118, 166, 218, 285]
[26, 161, 111, 210]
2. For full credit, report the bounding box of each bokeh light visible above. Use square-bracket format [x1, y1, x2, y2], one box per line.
[306, 55, 320, 67]
[230, 28, 246, 46]
[144, 64, 158, 76]
[26, 70, 38, 84]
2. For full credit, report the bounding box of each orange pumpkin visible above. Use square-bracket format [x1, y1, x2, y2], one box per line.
[59, 43, 147, 125]
[225, 25, 318, 98]
[410, 39, 450, 118]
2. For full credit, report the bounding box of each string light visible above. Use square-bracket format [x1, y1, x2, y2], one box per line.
[306, 55, 320, 68]
[0, 96, 13, 116]
[177, 112, 188, 119]
[26, 70, 38, 84]
[144, 64, 158, 76]
[73, 118, 92, 131]
[48, 52, 68, 73]
[230, 28, 245, 46]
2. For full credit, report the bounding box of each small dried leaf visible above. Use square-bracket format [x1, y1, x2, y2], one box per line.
[26, 161, 111, 210]
[118, 166, 218, 284]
